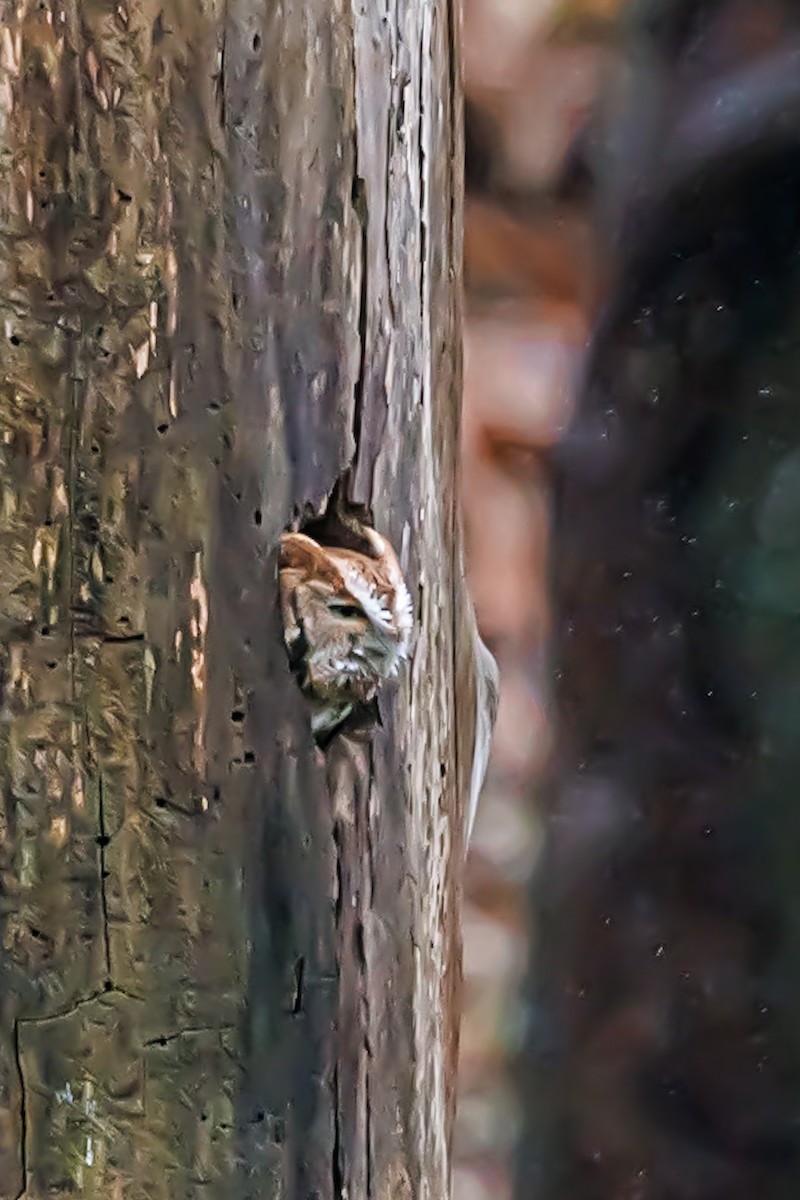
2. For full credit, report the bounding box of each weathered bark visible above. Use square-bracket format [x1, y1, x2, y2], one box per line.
[0, 2, 466, 1198]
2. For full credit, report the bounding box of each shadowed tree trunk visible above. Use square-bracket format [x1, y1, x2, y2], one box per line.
[522, 5, 800, 1199]
[0, 1, 469, 1197]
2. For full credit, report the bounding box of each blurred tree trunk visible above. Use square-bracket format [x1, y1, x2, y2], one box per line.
[0, 2, 467, 1198]
[524, 6, 800, 1200]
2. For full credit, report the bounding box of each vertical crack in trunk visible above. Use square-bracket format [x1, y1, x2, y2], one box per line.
[349, 0, 369, 494]
[332, 1064, 344, 1199]
[351, 174, 369, 474]
[332, 818, 345, 1199]
[384, 72, 400, 325]
[97, 773, 112, 984]
[363, 743, 376, 1199]
[217, 0, 229, 132]
[417, 28, 428, 331]
[365, 1062, 374, 1198]
[66, 342, 79, 705]
[12, 1018, 27, 1200]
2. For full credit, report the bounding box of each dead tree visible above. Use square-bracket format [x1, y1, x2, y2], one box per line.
[0, 2, 472, 1197]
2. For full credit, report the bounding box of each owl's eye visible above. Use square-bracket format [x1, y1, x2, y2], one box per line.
[328, 600, 364, 619]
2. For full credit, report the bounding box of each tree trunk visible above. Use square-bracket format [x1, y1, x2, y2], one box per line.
[525, 8, 800, 1198]
[0, 2, 466, 1197]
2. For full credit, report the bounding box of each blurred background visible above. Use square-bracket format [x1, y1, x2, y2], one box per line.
[457, 5, 616, 1196]
[457, 2, 800, 1198]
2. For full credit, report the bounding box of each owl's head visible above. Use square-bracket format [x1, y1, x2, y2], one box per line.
[279, 526, 413, 735]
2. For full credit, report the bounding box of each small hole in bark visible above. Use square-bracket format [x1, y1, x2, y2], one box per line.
[46, 661, 57, 670]
[96, 834, 110, 847]
[41, 625, 50, 636]
[243, 750, 255, 764]
[157, 422, 168, 434]
[254, 508, 262, 526]
[297, 480, 375, 557]
[154, 796, 166, 808]
[351, 174, 366, 209]
[252, 33, 261, 51]
[252, 1108, 265, 1124]
[231, 709, 245, 723]
[104, 979, 113, 992]
[9, 334, 20, 346]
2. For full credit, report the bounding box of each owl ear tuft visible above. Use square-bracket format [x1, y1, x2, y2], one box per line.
[359, 526, 406, 592]
[279, 532, 347, 589]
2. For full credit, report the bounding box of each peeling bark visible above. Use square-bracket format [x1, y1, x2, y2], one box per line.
[0, 1, 466, 1197]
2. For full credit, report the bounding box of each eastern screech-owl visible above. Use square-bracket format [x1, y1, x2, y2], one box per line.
[279, 525, 413, 737]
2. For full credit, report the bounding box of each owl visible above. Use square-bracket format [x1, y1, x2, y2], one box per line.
[278, 524, 414, 738]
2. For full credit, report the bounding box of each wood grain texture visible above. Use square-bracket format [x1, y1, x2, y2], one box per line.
[0, 0, 467, 1196]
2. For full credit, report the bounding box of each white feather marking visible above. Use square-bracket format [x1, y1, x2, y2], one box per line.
[346, 571, 398, 635]
[393, 579, 413, 651]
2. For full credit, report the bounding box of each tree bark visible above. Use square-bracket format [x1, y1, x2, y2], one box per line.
[0, 1, 466, 1197]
